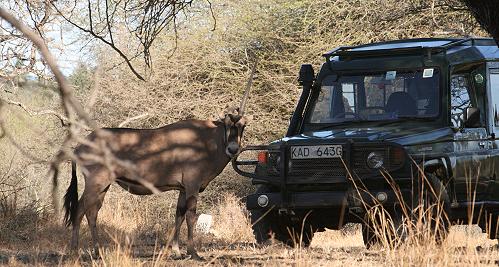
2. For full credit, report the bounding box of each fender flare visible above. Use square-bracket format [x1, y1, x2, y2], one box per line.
[422, 157, 453, 180]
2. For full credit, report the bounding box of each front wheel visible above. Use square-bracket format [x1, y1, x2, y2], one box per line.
[362, 211, 405, 249]
[482, 212, 498, 240]
[416, 173, 451, 243]
[362, 173, 450, 249]
[251, 208, 314, 247]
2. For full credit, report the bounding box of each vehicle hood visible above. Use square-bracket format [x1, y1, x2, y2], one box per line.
[277, 126, 454, 146]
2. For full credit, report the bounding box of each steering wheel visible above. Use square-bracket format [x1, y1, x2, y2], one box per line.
[333, 112, 361, 119]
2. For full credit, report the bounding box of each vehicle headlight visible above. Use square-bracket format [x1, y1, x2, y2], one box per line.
[257, 195, 269, 207]
[367, 152, 384, 169]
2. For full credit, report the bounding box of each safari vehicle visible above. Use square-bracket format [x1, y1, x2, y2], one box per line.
[233, 38, 499, 247]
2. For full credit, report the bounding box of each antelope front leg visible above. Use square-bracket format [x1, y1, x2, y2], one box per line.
[185, 192, 202, 260]
[171, 191, 186, 258]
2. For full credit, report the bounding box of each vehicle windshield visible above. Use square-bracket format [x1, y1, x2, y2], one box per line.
[308, 69, 440, 124]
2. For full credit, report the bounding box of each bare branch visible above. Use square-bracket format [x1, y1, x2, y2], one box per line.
[2, 97, 71, 126]
[51, 3, 146, 81]
[50, 1, 196, 81]
[0, 7, 161, 213]
[206, 0, 216, 31]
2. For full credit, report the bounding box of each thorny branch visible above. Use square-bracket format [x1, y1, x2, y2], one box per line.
[51, 1, 146, 81]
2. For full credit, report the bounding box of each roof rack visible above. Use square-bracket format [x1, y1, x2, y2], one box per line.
[322, 38, 478, 58]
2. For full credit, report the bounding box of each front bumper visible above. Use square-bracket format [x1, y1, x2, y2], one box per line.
[247, 191, 346, 210]
[246, 188, 412, 211]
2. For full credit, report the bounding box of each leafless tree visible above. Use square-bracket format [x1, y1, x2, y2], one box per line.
[2, 1, 215, 82]
[460, 0, 499, 46]
[0, 0, 57, 84]
[51, 0, 212, 81]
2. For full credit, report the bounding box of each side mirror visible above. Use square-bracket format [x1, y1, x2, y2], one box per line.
[464, 107, 481, 128]
[298, 64, 314, 85]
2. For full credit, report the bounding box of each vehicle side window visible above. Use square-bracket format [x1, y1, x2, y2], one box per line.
[309, 86, 333, 123]
[450, 75, 471, 128]
[490, 71, 499, 127]
[342, 83, 357, 113]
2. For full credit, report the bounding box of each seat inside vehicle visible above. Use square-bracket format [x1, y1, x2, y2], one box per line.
[385, 91, 417, 116]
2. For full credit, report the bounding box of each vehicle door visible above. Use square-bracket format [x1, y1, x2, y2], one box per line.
[451, 66, 492, 203]
[486, 62, 499, 201]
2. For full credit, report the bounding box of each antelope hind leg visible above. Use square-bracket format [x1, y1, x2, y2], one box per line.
[78, 169, 111, 256]
[70, 198, 87, 251]
[85, 185, 110, 257]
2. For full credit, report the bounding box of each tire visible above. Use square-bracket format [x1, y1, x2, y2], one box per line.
[362, 222, 380, 249]
[425, 174, 451, 243]
[415, 173, 451, 243]
[250, 207, 274, 244]
[485, 212, 498, 240]
[362, 173, 450, 249]
[362, 211, 404, 249]
[250, 186, 314, 247]
[251, 208, 315, 247]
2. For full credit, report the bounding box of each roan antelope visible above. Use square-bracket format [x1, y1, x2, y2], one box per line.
[63, 66, 256, 260]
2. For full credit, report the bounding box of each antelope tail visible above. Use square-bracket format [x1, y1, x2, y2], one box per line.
[63, 161, 78, 227]
[50, 162, 60, 217]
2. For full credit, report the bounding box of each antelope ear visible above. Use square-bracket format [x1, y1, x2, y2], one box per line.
[241, 115, 253, 125]
[245, 115, 253, 123]
[218, 111, 225, 120]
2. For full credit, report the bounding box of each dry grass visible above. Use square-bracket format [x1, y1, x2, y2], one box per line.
[1, 0, 498, 266]
[210, 193, 254, 243]
[1, 191, 498, 266]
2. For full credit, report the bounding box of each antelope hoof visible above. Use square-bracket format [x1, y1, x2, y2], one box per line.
[170, 247, 182, 260]
[88, 247, 101, 259]
[69, 244, 79, 255]
[68, 248, 79, 257]
[187, 250, 204, 261]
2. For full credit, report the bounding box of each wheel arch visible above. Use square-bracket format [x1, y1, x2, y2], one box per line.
[423, 157, 452, 181]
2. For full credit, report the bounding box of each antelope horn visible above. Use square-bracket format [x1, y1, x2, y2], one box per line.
[239, 60, 258, 115]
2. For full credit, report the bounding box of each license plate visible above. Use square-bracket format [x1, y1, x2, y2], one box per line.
[291, 145, 343, 159]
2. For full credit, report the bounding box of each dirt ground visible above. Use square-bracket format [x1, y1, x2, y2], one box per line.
[1, 227, 497, 266]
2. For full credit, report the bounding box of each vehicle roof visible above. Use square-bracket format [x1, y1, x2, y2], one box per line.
[350, 38, 458, 51]
[324, 38, 499, 64]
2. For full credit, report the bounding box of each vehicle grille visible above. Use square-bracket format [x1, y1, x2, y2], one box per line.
[268, 144, 402, 184]
[287, 157, 346, 183]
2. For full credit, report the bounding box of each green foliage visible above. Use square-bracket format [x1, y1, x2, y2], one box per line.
[69, 62, 94, 98]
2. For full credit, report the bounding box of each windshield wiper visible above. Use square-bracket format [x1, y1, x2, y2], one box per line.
[310, 119, 379, 131]
[375, 116, 434, 127]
